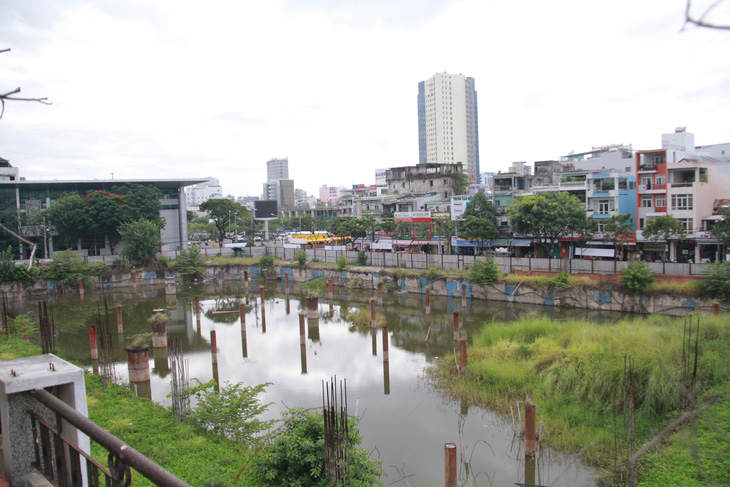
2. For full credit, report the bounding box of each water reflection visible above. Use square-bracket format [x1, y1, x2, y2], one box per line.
[17, 281, 613, 486]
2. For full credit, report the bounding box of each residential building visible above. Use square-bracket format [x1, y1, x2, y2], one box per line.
[319, 185, 340, 206]
[418, 72, 480, 181]
[635, 128, 730, 262]
[385, 162, 463, 200]
[0, 158, 20, 181]
[185, 178, 223, 207]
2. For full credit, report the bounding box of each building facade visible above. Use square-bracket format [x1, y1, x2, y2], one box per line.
[418, 72, 480, 181]
[267, 158, 289, 181]
[185, 178, 223, 207]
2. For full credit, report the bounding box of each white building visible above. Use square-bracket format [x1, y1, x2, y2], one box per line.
[417, 72, 480, 181]
[319, 185, 339, 206]
[185, 178, 223, 207]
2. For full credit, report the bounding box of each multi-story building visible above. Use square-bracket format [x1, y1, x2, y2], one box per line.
[185, 178, 223, 207]
[636, 128, 730, 262]
[267, 158, 289, 181]
[417, 72, 480, 181]
[385, 162, 463, 200]
[318, 185, 340, 206]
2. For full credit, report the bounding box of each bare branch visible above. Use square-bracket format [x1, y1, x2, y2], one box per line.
[685, 0, 730, 30]
[1, 49, 52, 119]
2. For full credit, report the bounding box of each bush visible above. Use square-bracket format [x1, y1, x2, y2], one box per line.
[248, 408, 383, 486]
[337, 255, 348, 271]
[88, 262, 111, 280]
[295, 250, 307, 267]
[699, 261, 730, 301]
[188, 379, 273, 443]
[259, 255, 275, 269]
[621, 261, 654, 294]
[5, 312, 37, 339]
[467, 257, 501, 286]
[355, 251, 368, 266]
[552, 270, 570, 290]
[43, 250, 89, 283]
[426, 267, 441, 281]
[176, 245, 204, 281]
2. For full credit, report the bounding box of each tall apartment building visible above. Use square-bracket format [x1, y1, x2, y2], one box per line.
[417, 72, 480, 182]
[185, 178, 223, 207]
[267, 158, 289, 181]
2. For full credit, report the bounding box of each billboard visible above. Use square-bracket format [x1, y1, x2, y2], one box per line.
[394, 211, 431, 223]
[254, 200, 278, 219]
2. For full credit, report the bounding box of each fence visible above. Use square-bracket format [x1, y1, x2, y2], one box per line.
[43, 245, 709, 277]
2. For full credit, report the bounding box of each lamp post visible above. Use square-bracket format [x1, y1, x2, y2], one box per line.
[234, 211, 238, 242]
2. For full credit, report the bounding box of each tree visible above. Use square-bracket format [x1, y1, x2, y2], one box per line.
[451, 171, 471, 195]
[298, 214, 315, 232]
[506, 192, 591, 258]
[643, 215, 686, 262]
[176, 245, 204, 281]
[118, 219, 162, 265]
[602, 213, 635, 261]
[432, 218, 456, 255]
[199, 199, 249, 252]
[461, 216, 499, 252]
[44, 193, 87, 248]
[462, 192, 495, 221]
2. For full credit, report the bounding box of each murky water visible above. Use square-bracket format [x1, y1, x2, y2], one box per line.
[16, 280, 620, 486]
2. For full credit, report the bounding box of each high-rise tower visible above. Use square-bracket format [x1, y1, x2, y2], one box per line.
[418, 72, 480, 182]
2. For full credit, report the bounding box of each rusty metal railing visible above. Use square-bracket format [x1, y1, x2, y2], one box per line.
[29, 388, 191, 487]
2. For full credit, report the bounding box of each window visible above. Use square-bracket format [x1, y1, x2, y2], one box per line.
[597, 222, 606, 233]
[671, 194, 693, 211]
[641, 176, 652, 189]
[655, 175, 665, 185]
[679, 218, 694, 232]
[655, 195, 666, 208]
[639, 218, 645, 229]
[598, 200, 610, 213]
[429, 180, 434, 187]
[641, 197, 652, 208]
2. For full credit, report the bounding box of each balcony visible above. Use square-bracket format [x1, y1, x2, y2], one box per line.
[670, 182, 695, 188]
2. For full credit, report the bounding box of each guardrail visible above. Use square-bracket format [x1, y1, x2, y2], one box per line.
[28, 388, 191, 487]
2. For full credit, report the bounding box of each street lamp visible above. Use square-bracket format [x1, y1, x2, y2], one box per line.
[234, 211, 238, 242]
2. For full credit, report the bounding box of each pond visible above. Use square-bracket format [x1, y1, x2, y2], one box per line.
[18, 280, 617, 486]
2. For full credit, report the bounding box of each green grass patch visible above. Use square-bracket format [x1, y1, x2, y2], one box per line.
[85, 374, 252, 486]
[430, 313, 730, 482]
[0, 335, 41, 359]
[646, 279, 702, 295]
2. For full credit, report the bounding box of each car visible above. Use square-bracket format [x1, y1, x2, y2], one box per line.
[254, 236, 263, 242]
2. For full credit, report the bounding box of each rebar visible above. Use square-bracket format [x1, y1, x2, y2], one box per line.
[322, 376, 350, 485]
[169, 338, 190, 423]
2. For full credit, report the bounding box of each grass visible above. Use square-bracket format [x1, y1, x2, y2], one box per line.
[0, 334, 41, 359]
[86, 374, 252, 486]
[646, 279, 702, 295]
[502, 272, 598, 291]
[429, 313, 730, 482]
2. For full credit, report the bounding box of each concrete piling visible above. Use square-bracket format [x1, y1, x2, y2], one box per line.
[299, 312, 306, 344]
[461, 283, 467, 308]
[371, 329, 377, 356]
[195, 297, 201, 314]
[211, 330, 220, 392]
[89, 326, 98, 360]
[444, 443, 457, 487]
[240, 303, 246, 327]
[453, 311, 459, 341]
[382, 326, 389, 362]
[713, 302, 719, 315]
[459, 339, 468, 372]
[285, 272, 290, 293]
[377, 281, 383, 305]
[328, 279, 333, 300]
[116, 305, 123, 334]
[525, 402, 536, 458]
[370, 298, 377, 328]
[150, 309, 167, 348]
[426, 289, 431, 315]
[78, 278, 84, 296]
[125, 345, 150, 383]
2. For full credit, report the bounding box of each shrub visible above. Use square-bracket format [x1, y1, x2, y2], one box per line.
[621, 261, 654, 294]
[6, 312, 37, 339]
[248, 408, 383, 486]
[295, 250, 307, 267]
[699, 261, 730, 301]
[337, 255, 348, 271]
[88, 262, 111, 280]
[176, 245, 204, 281]
[43, 250, 89, 283]
[552, 270, 570, 290]
[187, 379, 273, 443]
[355, 251, 368, 266]
[467, 257, 501, 286]
[426, 267, 441, 281]
[259, 255, 275, 269]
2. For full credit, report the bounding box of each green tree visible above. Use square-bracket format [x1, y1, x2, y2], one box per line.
[451, 171, 471, 195]
[602, 213, 634, 261]
[461, 192, 495, 221]
[506, 192, 591, 258]
[699, 261, 730, 301]
[468, 257, 502, 285]
[248, 408, 383, 486]
[112, 184, 164, 228]
[199, 199, 248, 253]
[432, 218, 456, 255]
[298, 214, 315, 232]
[461, 216, 499, 252]
[44, 193, 87, 248]
[643, 215, 686, 262]
[43, 250, 89, 283]
[118, 219, 163, 265]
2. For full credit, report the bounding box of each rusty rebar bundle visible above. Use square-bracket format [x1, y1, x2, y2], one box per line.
[96, 299, 116, 386]
[169, 338, 190, 423]
[322, 376, 350, 485]
[38, 300, 56, 354]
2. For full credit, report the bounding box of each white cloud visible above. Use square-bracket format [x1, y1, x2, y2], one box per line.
[1, 0, 728, 196]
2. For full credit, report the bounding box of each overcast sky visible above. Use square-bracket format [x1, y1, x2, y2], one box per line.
[1, 0, 729, 198]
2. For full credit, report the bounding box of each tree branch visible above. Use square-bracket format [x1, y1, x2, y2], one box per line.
[684, 0, 730, 30]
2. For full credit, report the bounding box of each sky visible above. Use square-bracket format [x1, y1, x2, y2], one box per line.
[1, 0, 729, 199]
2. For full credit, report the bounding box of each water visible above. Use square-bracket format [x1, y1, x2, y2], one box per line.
[19, 281, 614, 486]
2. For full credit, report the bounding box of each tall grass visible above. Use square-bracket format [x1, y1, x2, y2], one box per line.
[431, 314, 730, 461]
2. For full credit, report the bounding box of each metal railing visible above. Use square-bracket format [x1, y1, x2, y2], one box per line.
[29, 388, 191, 487]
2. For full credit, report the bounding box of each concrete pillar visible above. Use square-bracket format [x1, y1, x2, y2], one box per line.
[444, 443, 457, 487]
[115, 305, 123, 334]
